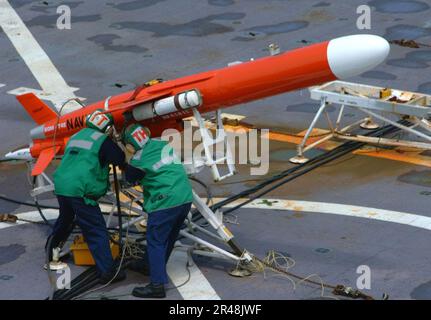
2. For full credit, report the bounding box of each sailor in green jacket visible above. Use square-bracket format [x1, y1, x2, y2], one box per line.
[122, 123, 193, 298]
[49, 110, 126, 284]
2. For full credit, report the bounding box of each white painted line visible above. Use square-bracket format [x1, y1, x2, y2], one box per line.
[0, 209, 58, 230]
[5, 198, 431, 230]
[220, 198, 431, 231]
[4, 199, 431, 232]
[0, 83, 5, 88]
[0, 0, 83, 113]
[167, 249, 220, 300]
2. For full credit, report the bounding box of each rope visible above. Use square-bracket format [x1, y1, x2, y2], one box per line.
[235, 250, 375, 300]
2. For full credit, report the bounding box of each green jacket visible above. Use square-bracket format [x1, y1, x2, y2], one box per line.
[130, 139, 193, 213]
[54, 128, 110, 206]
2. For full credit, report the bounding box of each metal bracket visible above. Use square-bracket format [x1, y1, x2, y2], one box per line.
[290, 97, 328, 164]
[115, 187, 251, 265]
[30, 171, 54, 197]
[192, 108, 236, 181]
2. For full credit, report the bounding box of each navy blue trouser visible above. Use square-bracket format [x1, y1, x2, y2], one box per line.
[146, 202, 192, 285]
[48, 195, 114, 275]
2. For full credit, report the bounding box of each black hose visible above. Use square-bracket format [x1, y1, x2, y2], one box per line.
[0, 194, 59, 209]
[224, 142, 364, 214]
[208, 121, 409, 215]
[33, 198, 54, 228]
[0, 194, 112, 216]
[189, 176, 212, 205]
[107, 227, 142, 235]
[59, 277, 100, 300]
[31, 177, 54, 228]
[52, 266, 98, 300]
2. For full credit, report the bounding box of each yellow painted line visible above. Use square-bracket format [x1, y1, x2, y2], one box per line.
[191, 115, 431, 167]
[266, 129, 339, 150]
[353, 148, 431, 167]
[262, 127, 431, 168]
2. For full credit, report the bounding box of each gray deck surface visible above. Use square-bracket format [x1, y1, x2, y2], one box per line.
[1, 0, 431, 300]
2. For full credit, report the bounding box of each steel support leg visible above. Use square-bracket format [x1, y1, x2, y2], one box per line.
[290, 97, 327, 164]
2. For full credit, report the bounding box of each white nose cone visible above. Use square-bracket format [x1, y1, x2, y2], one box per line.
[327, 34, 390, 79]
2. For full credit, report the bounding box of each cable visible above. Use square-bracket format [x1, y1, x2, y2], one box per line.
[112, 166, 123, 251]
[70, 176, 196, 300]
[71, 171, 134, 300]
[72, 241, 128, 300]
[215, 177, 272, 185]
[234, 250, 375, 300]
[0, 158, 19, 163]
[52, 266, 99, 300]
[32, 177, 54, 228]
[165, 248, 192, 291]
[184, 123, 409, 236]
[51, 98, 85, 153]
[45, 236, 57, 300]
[223, 142, 361, 214]
[80, 246, 192, 300]
[79, 292, 132, 300]
[189, 176, 212, 205]
[0, 194, 59, 209]
[209, 121, 410, 215]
